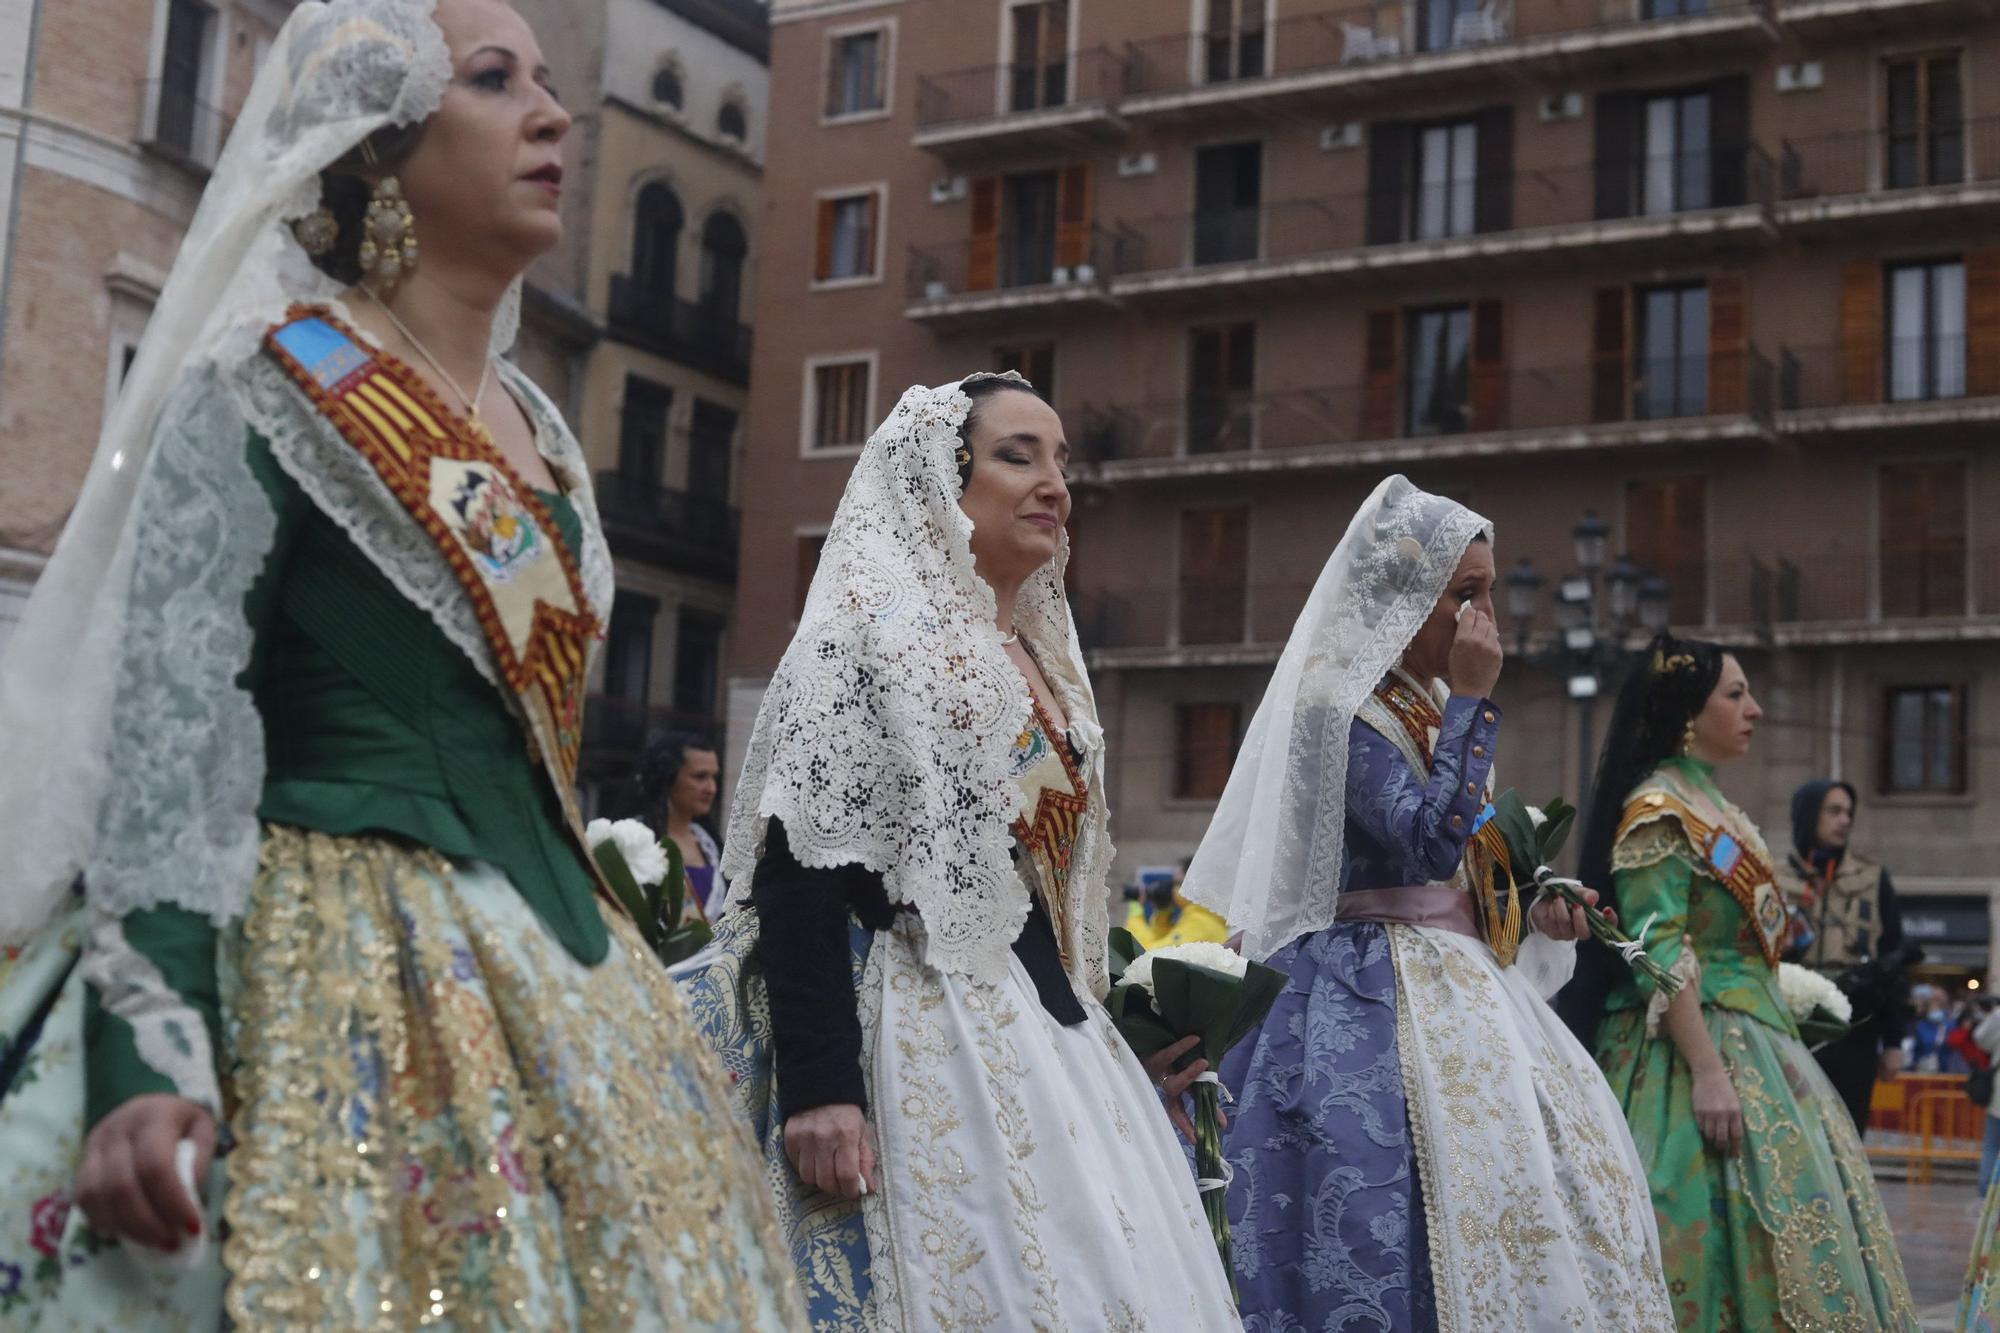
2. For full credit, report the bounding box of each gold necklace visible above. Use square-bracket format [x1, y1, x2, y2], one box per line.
[359, 285, 496, 440]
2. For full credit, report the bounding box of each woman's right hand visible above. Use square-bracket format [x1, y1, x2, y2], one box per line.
[76, 1094, 215, 1251]
[1691, 1066, 1745, 1154]
[1448, 607, 1503, 699]
[782, 1103, 875, 1200]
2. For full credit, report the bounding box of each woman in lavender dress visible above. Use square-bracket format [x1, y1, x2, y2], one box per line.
[1183, 476, 1670, 1332]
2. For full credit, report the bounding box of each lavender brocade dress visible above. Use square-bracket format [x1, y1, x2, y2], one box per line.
[1218, 698, 1495, 1333]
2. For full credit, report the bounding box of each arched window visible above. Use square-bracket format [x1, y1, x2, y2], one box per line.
[652, 60, 683, 109]
[717, 98, 748, 142]
[632, 182, 684, 302]
[698, 211, 749, 323]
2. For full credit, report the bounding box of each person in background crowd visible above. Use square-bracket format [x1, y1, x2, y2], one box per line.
[623, 730, 726, 922]
[1775, 778, 1911, 1132]
[1124, 858, 1230, 951]
[1974, 1000, 2000, 1196]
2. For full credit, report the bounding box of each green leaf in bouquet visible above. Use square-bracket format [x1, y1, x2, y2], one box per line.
[657, 836, 689, 936]
[1105, 980, 1180, 1061]
[592, 841, 659, 950]
[1147, 958, 1288, 1069]
[658, 917, 714, 968]
[1486, 790, 1540, 883]
[1108, 926, 1144, 984]
[1536, 797, 1577, 866]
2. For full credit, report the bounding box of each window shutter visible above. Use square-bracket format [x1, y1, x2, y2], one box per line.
[1475, 107, 1513, 234]
[1174, 703, 1242, 801]
[967, 176, 1001, 292]
[1366, 121, 1413, 245]
[813, 198, 837, 283]
[1839, 260, 1883, 404]
[1591, 287, 1628, 422]
[1627, 477, 1707, 625]
[1361, 310, 1400, 438]
[1469, 299, 1508, 430]
[1594, 93, 1637, 221]
[1967, 248, 2000, 396]
[860, 192, 880, 278]
[1879, 464, 1924, 618]
[1056, 163, 1092, 270]
[1709, 75, 1750, 207]
[1707, 273, 1747, 414]
[1178, 507, 1249, 644]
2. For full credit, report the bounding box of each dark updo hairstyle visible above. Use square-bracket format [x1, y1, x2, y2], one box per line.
[612, 730, 719, 831]
[954, 374, 1044, 493]
[298, 122, 427, 285]
[1556, 632, 1727, 1048]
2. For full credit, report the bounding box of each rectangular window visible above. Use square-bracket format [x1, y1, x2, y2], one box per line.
[687, 399, 736, 502]
[604, 593, 660, 706]
[1887, 259, 1966, 401]
[1634, 284, 1709, 419]
[994, 341, 1056, 400]
[1417, 0, 1480, 52]
[1643, 90, 1712, 215]
[1204, 0, 1266, 84]
[1880, 460, 1966, 618]
[1885, 54, 1963, 190]
[618, 375, 673, 492]
[794, 534, 828, 620]
[1009, 0, 1070, 113]
[1174, 703, 1242, 800]
[809, 359, 872, 452]
[156, 0, 211, 156]
[1415, 120, 1479, 240]
[1642, 0, 1710, 15]
[815, 191, 879, 283]
[1001, 170, 1060, 287]
[1883, 685, 1965, 794]
[672, 610, 725, 718]
[1178, 506, 1249, 645]
[1193, 141, 1262, 265]
[1406, 305, 1471, 437]
[1187, 323, 1256, 454]
[826, 28, 887, 118]
[1625, 475, 1707, 625]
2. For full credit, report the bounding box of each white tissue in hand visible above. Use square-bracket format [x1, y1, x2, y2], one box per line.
[128, 1138, 206, 1272]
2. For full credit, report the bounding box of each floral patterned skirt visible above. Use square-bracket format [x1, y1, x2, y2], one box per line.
[1597, 1004, 1917, 1332]
[0, 827, 806, 1331]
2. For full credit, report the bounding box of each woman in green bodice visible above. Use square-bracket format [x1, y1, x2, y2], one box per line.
[1560, 633, 1915, 1332]
[0, 1, 800, 1327]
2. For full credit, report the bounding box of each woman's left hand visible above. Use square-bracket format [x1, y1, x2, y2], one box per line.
[1530, 888, 1612, 941]
[1143, 1034, 1226, 1143]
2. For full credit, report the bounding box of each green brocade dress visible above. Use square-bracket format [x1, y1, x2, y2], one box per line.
[1594, 756, 1915, 1332]
[0, 431, 802, 1331]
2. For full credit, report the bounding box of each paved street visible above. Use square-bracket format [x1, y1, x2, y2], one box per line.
[1878, 1174, 1982, 1331]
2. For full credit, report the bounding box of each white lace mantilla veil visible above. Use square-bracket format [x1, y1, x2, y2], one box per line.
[0, 0, 569, 943]
[1181, 475, 1492, 963]
[720, 375, 1116, 994]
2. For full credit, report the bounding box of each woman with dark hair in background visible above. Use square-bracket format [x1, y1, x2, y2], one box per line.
[1562, 634, 1914, 1331]
[624, 731, 725, 921]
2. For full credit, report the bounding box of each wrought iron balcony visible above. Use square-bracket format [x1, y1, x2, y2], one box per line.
[606, 276, 754, 385]
[136, 78, 233, 173]
[1780, 115, 2000, 233]
[905, 224, 1138, 324]
[590, 471, 740, 582]
[913, 48, 1131, 157]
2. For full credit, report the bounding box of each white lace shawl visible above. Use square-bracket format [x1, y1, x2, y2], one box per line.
[1182, 476, 1492, 962]
[0, 1, 563, 938]
[720, 377, 1115, 994]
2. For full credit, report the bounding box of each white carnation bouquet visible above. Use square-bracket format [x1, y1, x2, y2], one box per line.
[585, 818, 712, 964]
[1777, 961, 1853, 1047]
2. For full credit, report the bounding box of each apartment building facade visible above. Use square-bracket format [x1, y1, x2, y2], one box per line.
[746, 0, 1998, 972]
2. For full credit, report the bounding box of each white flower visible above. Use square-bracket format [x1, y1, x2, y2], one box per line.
[1777, 962, 1853, 1023]
[1124, 940, 1248, 996]
[586, 817, 670, 888]
[1526, 806, 1548, 829]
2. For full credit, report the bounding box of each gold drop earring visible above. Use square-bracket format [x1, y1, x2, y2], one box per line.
[355, 141, 419, 288]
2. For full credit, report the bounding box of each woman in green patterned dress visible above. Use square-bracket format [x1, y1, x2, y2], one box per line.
[1560, 634, 1916, 1331]
[0, 1, 802, 1327]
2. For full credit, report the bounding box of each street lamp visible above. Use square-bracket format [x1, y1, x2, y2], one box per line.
[1507, 525, 1669, 818]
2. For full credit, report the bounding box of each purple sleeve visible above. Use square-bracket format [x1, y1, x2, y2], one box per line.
[1345, 697, 1502, 884]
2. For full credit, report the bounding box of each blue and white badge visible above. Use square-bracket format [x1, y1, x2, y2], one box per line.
[1708, 830, 1743, 880]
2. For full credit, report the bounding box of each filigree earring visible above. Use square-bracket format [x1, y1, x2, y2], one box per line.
[1681, 720, 1698, 756]
[358, 176, 419, 287]
[291, 205, 339, 256]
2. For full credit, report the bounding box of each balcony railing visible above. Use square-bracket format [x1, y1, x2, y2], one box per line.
[1116, 0, 1769, 105]
[906, 223, 1137, 305]
[137, 78, 232, 172]
[1076, 351, 1771, 466]
[1722, 548, 2000, 630]
[590, 471, 740, 581]
[914, 47, 1130, 132]
[606, 276, 754, 384]
[1782, 115, 2000, 204]
[1779, 337, 1997, 414]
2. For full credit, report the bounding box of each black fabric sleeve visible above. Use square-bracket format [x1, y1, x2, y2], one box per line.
[750, 818, 892, 1120]
[1012, 882, 1087, 1026]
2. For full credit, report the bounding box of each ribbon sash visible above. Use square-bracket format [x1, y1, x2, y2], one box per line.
[1618, 780, 1786, 964]
[263, 308, 605, 873]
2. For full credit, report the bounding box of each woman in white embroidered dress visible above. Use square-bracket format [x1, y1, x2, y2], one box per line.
[0, 1, 801, 1326]
[676, 375, 1242, 1332]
